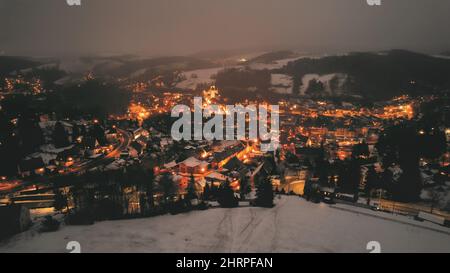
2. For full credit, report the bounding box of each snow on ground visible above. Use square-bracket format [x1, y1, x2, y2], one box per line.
[23, 144, 75, 165]
[175, 57, 310, 91]
[175, 55, 335, 92]
[176, 67, 224, 90]
[1, 196, 449, 253]
[25, 152, 56, 165]
[433, 55, 450, 60]
[299, 73, 347, 95]
[247, 57, 301, 70]
[39, 144, 74, 154]
[129, 68, 148, 78]
[270, 74, 293, 94]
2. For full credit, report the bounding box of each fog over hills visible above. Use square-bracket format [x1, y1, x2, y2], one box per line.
[1, 0, 450, 57]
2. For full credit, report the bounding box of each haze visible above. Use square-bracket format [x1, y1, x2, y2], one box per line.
[1, 0, 450, 57]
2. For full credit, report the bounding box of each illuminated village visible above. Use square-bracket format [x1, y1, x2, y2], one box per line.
[2, 0, 450, 255]
[0, 51, 449, 253]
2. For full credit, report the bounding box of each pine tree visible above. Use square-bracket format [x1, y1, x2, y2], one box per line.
[72, 124, 81, 143]
[210, 183, 218, 200]
[337, 159, 361, 196]
[80, 124, 87, 137]
[54, 190, 68, 212]
[146, 168, 155, 209]
[376, 124, 423, 201]
[90, 123, 107, 146]
[239, 176, 251, 200]
[187, 173, 197, 200]
[365, 165, 379, 205]
[18, 116, 44, 153]
[352, 141, 370, 159]
[53, 121, 69, 148]
[255, 176, 274, 208]
[0, 114, 21, 176]
[160, 172, 176, 206]
[217, 179, 238, 208]
[203, 182, 211, 201]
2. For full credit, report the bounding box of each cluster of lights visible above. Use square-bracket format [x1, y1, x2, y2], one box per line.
[128, 103, 150, 122]
[4, 77, 43, 94]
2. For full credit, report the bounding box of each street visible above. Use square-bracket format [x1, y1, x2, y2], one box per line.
[0, 128, 132, 197]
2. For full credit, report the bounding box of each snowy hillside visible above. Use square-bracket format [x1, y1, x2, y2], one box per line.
[271, 74, 293, 94]
[300, 73, 348, 96]
[247, 57, 301, 70]
[174, 57, 304, 91]
[1, 196, 450, 253]
[175, 67, 223, 90]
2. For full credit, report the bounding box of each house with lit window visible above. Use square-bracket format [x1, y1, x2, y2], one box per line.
[178, 157, 209, 175]
[17, 157, 46, 178]
[81, 136, 100, 156]
[56, 146, 81, 167]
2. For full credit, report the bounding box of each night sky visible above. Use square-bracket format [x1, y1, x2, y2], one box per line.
[1, 0, 449, 56]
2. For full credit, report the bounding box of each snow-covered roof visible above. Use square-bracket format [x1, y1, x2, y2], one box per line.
[206, 172, 229, 182]
[181, 157, 208, 168]
[40, 144, 74, 154]
[214, 140, 242, 152]
[39, 120, 73, 130]
[25, 152, 57, 165]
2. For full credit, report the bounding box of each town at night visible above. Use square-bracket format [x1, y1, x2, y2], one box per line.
[0, 0, 449, 262]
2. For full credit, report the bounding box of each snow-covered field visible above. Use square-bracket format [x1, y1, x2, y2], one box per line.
[270, 74, 293, 94]
[175, 67, 224, 90]
[247, 57, 301, 70]
[175, 57, 304, 91]
[1, 196, 449, 253]
[299, 73, 347, 95]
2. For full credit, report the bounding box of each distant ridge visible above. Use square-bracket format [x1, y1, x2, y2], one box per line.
[284, 50, 450, 100]
[0, 56, 40, 77]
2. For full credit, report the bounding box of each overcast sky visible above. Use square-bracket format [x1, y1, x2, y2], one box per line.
[1, 0, 449, 57]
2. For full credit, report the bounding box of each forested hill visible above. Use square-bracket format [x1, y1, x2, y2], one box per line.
[82, 55, 216, 78]
[283, 50, 450, 100]
[248, 50, 296, 64]
[0, 56, 40, 78]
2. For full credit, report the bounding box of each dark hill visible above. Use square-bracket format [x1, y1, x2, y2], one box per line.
[249, 50, 296, 64]
[0, 56, 40, 78]
[284, 50, 450, 100]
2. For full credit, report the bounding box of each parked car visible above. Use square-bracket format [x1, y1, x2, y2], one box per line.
[319, 186, 336, 204]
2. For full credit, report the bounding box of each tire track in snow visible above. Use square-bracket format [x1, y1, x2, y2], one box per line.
[236, 197, 288, 252]
[209, 209, 234, 252]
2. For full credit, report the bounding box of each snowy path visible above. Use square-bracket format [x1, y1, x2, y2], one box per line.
[1, 197, 450, 253]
